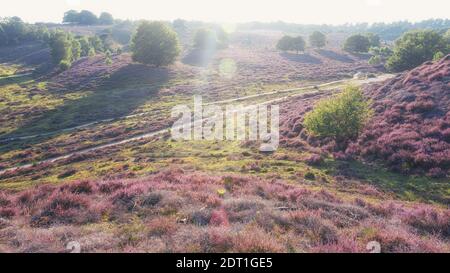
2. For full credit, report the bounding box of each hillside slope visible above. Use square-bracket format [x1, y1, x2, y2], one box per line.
[349, 55, 450, 176]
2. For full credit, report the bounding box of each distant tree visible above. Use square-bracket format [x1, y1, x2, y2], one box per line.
[309, 31, 326, 48]
[386, 30, 448, 72]
[344, 34, 371, 53]
[71, 39, 81, 61]
[78, 10, 98, 25]
[77, 36, 91, 57]
[131, 21, 180, 66]
[111, 20, 135, 45]
[99, 29, 114, 52]
[105, 50, 112, 65]
[63, 10, 79, 24]
[304, 85, 373, 148]
[88, 36, 104, 53]
[291, 36, 306, 53]
[1, 17, 27, 45]
[366, 33, 381, 47]
[49, 31, 72, 64]
[276, 35, 294, 52]
[99, 12, 114, 25]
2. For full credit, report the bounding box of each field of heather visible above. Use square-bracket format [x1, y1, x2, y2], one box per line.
[0, 25, 449, 254]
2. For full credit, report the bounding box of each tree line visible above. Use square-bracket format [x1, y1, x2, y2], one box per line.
[240, 18, 450, 41]
[63, 10, 114, 25]
[276, 29, 450, 73]
[0, 17, 50, 46]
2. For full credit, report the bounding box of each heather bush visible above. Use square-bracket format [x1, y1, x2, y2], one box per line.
[232, 226, 285, 253]
[402, 208, 450, 237]
[31, 191, 98, 227]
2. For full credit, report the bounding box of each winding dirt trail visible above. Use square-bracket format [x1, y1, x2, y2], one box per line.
[0, 74, 393, 176]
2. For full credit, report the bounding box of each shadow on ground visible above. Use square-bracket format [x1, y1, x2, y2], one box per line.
[0, 65, 170, 153]
[182, 48, 216, 67]
[280, 52, 322, 64]
[316, 49, 355, 63]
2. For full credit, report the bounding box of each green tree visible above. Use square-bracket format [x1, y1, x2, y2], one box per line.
[276, 35, 294, 52]
[105, 50, 112, 65]
[99, 12, 114, 25]
[88, 36, 104, 53]
[63, 10, 79, 24]
[309, 31, 326, 48]
[343, 34, 371, 53]
[71, 39, 81, 61]
[366, 33, 381, 47]
[77, 36, 91, 57]
[304, 85, 372, 147]
[131, 21, 180, 66]
[291, 36, 306, 53]
[386, 30, 448, 72]
[368, 55, 382, 65]
[49, 31, 72, 64]
[78, 10, 98, 25]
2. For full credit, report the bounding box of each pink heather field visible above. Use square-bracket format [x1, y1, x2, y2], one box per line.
[0, 0, 449, 254]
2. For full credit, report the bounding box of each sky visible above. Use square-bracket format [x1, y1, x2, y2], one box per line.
[0, 0, 449, 25]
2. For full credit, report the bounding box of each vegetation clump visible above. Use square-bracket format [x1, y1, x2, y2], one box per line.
[276, 35, 306, 54]
[131, 21, 180, 66]
[309, 31, 327, 48]
[304, 85, 373, 147]
[386, 30, 448, 72]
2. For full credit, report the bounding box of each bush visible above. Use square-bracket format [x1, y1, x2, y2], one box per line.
[99, 12, 114, 25]
[131, 21, 180, 66]
[343, 34, 371, 53]
[276, 35, 293, 52]
[386, 30, 448, 72]
[59, 60, 71, 71]
[49, 31, 72, 64]
[304, 86, 373, 147]
[309, 31, 326, 48]
[433, 51, 445, 61]
[366, 33, 381, 47]
[368, 55, 382, 65]
[276, 35, 305, 53]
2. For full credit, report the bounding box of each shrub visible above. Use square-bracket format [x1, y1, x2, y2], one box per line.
[304, 85, 373, 147]
[366, 33, 381, 47]
[276, 35, 305, 53]
[343, 34, 371, 53]
[386, 30, 448, 72]
[368, 55, 382, 65]
[31, 191, 94, 227]
[433, 51, 445, 61]
[276, 35, 292, 52]
[309, 31, 326, 48]
[131, 21, 180, 66]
